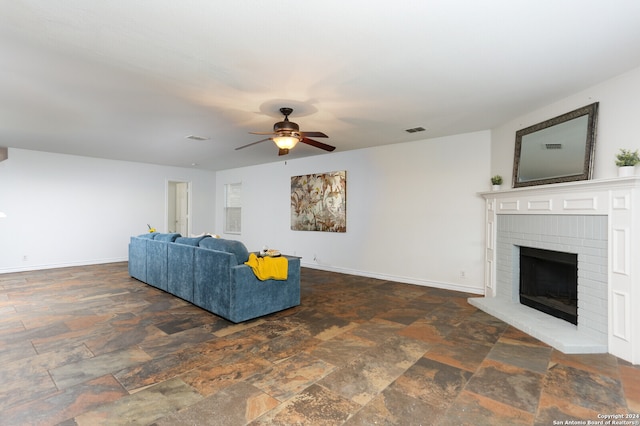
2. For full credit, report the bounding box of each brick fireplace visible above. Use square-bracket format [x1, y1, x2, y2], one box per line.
[470, 177, 639, 365]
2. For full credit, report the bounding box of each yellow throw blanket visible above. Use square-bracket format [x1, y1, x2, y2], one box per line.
[244, 253, 288, 281]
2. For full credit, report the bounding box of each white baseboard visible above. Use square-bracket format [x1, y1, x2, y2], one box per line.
[300, 262, 483, 295]
[0, 257, 128, 274]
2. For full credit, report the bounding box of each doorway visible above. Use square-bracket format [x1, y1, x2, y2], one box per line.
[167, 180, 191, 235]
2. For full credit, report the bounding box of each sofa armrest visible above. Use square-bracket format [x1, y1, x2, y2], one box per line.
[128, 237, 148, 281]
[228, 257, 301, 322]
[233, 257, 301, 285]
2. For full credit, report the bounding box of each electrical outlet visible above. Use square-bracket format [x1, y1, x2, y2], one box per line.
[23, 255, 28, 261]
[460, 270, 466, 279]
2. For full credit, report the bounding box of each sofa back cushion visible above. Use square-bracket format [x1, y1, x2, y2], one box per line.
[137, 233, 157, 239]
[175, 235, 211, 246]
[154, 233, 181, 242]
[199, 238, 250, 265]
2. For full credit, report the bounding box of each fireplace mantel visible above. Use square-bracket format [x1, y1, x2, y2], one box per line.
[473, 176, 639, 365]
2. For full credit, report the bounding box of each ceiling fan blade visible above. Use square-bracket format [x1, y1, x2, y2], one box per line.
[301, 131, 328, 138]
[235, 138, 272, 150]
[300, 138, 336, 152]
[278, 148, 290, 156]
[249, 131, 276, 135]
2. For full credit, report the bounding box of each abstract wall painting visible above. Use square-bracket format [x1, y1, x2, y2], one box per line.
[291, 170, 346, 232]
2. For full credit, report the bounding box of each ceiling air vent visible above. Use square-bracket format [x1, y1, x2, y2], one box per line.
[405, 126, 427, 133]
[186, 135, 209, 141]
[545, 143, 562, 150]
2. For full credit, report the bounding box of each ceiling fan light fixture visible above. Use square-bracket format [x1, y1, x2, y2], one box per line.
[237, 107, 334, 154]
[273, 133, 300, 150]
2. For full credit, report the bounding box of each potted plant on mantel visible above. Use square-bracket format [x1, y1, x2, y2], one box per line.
[615, 149, 640, 177]
[491, 175, 503, 191]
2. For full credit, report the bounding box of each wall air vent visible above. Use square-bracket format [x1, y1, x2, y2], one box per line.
[405, 126, 427, 133]
[545, 143, 562, 150]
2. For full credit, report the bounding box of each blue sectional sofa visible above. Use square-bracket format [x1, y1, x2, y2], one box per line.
[128, 233, 301, 323]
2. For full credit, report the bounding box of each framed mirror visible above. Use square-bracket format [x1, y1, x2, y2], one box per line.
[512, 102, 598, 188]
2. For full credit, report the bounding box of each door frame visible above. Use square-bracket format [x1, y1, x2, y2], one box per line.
[166, 179, 192, 236]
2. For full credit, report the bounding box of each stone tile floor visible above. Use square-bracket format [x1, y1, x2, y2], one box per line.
[0, 262, 638, 425]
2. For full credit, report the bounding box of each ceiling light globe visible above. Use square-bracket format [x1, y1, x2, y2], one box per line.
[273, 135, 299, 150]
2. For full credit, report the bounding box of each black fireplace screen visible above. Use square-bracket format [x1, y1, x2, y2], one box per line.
[519, 247, 578, 325]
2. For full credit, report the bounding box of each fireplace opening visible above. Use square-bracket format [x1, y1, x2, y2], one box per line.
[519, 247, 578, 325]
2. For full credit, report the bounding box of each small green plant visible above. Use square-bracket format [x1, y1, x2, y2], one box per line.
[491, 175, 503, 185]
[615, 149, 640, 167]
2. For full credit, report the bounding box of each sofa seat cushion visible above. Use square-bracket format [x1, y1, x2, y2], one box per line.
[199, 237, 250, 265]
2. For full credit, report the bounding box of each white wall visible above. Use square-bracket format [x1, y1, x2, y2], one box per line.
[5, 66, 637, 286]
[0, 148, 216, 273]
[491, 66, 640, 181]
[3, 65, 636, 290]
[215, 131, 491, 294]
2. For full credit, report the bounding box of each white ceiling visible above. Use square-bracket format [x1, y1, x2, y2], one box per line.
[2, 1, 640, 171]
